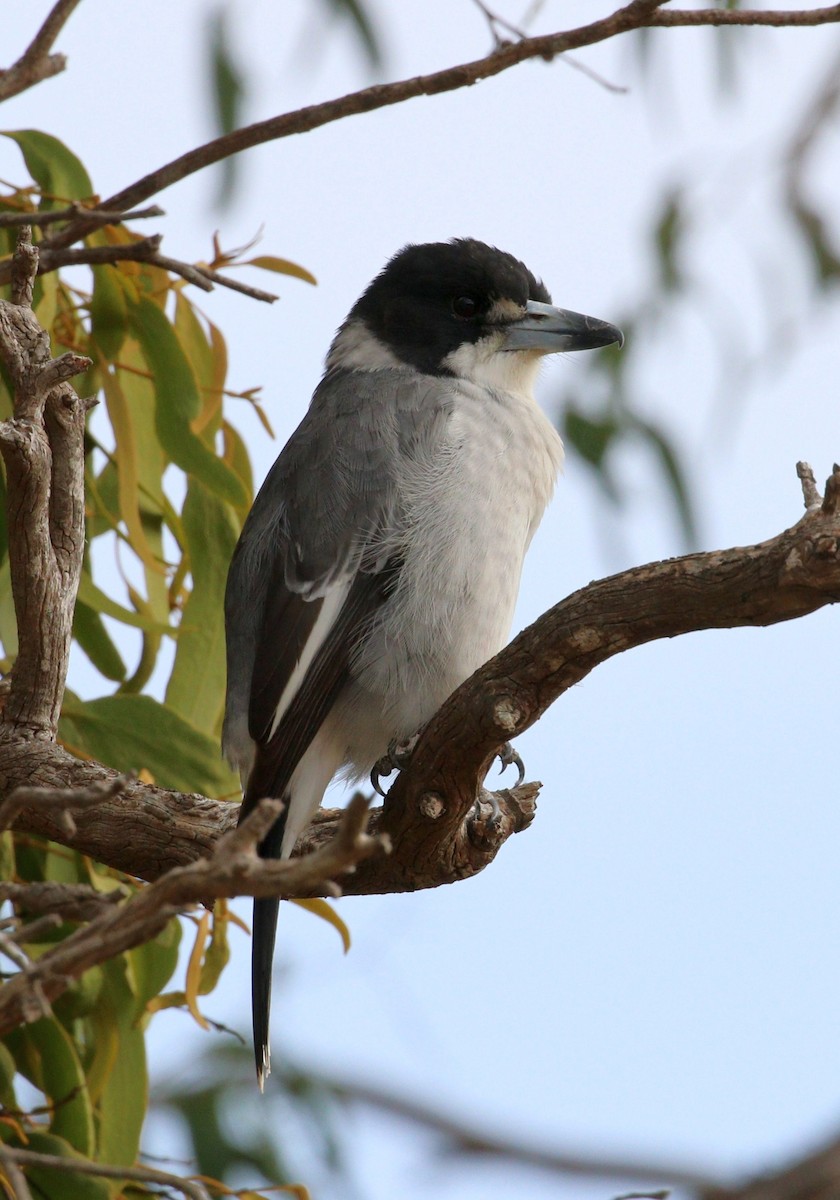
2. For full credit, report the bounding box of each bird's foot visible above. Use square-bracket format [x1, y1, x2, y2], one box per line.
[496, 741, 525, 787]
[371, 733, 420, 797]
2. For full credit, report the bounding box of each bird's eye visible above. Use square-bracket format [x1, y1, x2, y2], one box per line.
[452, 295, 479, 319]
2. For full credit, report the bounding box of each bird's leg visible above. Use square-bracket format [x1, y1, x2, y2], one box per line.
[370, 733, 420, 796]
[496, 741, 525, 787]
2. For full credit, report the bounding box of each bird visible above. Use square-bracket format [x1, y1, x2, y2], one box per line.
[223, 237, 623, 1088]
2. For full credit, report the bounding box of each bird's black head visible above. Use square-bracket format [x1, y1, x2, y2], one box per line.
[344, 239, 550, 376]
[326, 238, 623, 382]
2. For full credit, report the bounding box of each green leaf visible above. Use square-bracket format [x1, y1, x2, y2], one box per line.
[4, 1131, 111, 1200]
[0, 1039, 18, 1108]
[76, 570, 171, 635]
[58, 693, 239, 797]
[95, 959, 148, 1171]
[629, 415, 698, 547]
[90, 265, 129, 359]
[6, 1017, 94, 1155]
[321, 0, 383, 68]
[564, 406, 620, 470]
[99, 362, 163, 573]
[165, 481, 238, 734]
[0, 556, 17, 658]
[206, 5, 245, 208]
[127, 918, 182, 1022]
[73, 600, 127, 682]
[127, 297, 248, 508]
[1, 130, 94, 207]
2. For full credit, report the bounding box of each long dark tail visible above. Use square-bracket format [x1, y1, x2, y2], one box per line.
[247, 799, 288, 1090]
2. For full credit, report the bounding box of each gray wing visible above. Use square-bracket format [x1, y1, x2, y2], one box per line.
[223, 367, 451, 805]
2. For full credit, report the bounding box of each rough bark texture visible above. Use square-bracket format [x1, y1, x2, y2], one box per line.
[5, 469, 840, 898]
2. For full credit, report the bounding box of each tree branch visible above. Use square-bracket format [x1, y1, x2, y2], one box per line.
[324, 1072, 717, 1192]
[0, 228, 90, 734]
[27, 1, 840, 262]
[0, 0, 83, 103]
[0, 1148, 213, 1200]
[0, 794, 388, 1035]
[32, 235, 279, 302]
[4, 463, 839, 899]
[0, 203, 164, 230]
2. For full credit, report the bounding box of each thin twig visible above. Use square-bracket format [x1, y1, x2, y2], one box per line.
[0, 795, 389, 1036]
[32, 1, 840, 260]
[0, 203, 164, 229]
[797, 461, 821, 509]
[324, 1073, 716, 1192]
[33, 238, 279, 302]
[649, 4, 840, 28]
[0, 1148, 213, 1200]
[0, 0, 84, 103]
[0, 1143, 33, 1200]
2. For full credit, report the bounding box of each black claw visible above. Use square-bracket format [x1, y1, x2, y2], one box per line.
[370, 733, 420, 797]
[370, 756, 394, 797]
[497, 742, 525, 787]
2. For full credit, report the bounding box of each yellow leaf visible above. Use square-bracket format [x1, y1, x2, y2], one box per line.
[184, 910, 211, 1029]
[243, 255, 316, 285]
[290, 898, 351, 953]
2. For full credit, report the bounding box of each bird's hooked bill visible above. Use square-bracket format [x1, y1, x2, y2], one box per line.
[502, 299, 624, 354]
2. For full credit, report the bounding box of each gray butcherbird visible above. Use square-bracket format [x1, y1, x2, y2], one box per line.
[223, 238, 623, 1088]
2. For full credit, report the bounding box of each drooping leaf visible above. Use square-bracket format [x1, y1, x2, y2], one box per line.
[127, 297, 248, 508]
[58, 693, 238, 797]
[244, 255, 317, 285]
[291, 899, 351, 953]
[206, 4, 246, 208]
[95, 959, 147, 1172]
[98, 361, 162, 573]
[4, 1131, 111, 1200]
[72, 601, 127, 682]
[90, 265, 129, 360]
[165, 480, 238, 734]
[629, 414, 698, 547]
[76, 571, 171, 635]
[6, 1017, 94, 1155]
[0, 130, 94, 207]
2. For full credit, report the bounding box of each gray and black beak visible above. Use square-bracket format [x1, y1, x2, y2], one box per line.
[502, 300, 624, 354]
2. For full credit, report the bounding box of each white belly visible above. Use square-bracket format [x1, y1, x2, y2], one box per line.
[344, 379, 563, 764]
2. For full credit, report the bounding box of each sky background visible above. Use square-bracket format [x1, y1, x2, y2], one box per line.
[4, 3, 840, 1198]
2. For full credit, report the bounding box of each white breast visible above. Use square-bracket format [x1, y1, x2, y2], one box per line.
[351, 371, 564, 738]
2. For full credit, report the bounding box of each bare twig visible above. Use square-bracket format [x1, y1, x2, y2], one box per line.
[0, 203, 164, 229]
[30, 1, 839, 262]
[0, 1142, 33, 1200]
[0, 0, 83, 103]
[797, 461, 822, 509]
[325, 1073, 717, 1192]
[33, 237, 279, 302]
[0, 1148, 212, 1200]
[649, 5, 840, 29]
[0, 794, 388, 1035]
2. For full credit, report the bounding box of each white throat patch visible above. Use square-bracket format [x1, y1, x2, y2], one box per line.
[442, 337, 543, 401]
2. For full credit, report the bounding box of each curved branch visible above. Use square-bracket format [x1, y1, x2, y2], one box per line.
[6, 463, 840, 896]
[32, 2, 840, 259]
